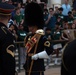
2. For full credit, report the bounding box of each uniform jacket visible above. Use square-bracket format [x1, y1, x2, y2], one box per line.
[0, 22, 16, 75]
[23, 33, 53, 72]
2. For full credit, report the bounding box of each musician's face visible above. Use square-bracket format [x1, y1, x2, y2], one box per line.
[28, 26, 38, 34]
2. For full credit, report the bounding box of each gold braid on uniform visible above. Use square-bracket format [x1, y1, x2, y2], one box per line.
[6, 45, 15, 57]
[61, 43, 68, 71]
[28, 34, 42, 75]
[35, 29, 45, 35]
[36, 29, 51, 47]
[0, 13, 11, 15]
[1, 26, 7, 34]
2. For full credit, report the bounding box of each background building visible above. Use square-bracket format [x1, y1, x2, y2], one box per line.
[36, 0, 73, 9]
[47, 0, 72, 8]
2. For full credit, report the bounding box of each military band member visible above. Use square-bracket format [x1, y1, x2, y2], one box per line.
[23, 2, 53, 75]
[0, 2, 16, 75]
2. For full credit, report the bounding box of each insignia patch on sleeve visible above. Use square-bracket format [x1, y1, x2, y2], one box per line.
[44, 41, 50, 47]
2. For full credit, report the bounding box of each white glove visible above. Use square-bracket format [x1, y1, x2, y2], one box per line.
[32, 51, 49, 60]
[32, 54, 39, 60]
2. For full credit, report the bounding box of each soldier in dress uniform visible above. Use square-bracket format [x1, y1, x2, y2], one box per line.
[23, 2, 53, 75]
[61, 39, 76, 75]
[0, 2, 16, 75]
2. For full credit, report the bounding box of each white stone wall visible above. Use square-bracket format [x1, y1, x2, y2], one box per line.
[47, 0, 72, 8]
[23, 0, 26, 3]
[61, 0, 72, 5]
[47, 0, 61, 8]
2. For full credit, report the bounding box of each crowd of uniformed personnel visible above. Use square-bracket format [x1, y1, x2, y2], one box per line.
[0, 0, 76, 75]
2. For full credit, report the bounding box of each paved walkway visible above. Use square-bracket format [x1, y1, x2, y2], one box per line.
[18, 66, 60, 75]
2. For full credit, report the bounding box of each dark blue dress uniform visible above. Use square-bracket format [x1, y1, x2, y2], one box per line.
[23, 2, 53, 75]
[0, 2, 16, 75]
[23, 33, 53, 75]
[61, 40, 76, 75]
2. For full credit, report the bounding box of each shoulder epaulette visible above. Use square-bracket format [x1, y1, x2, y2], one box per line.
[35, 29, 45, 35]
[1, 26, 7, 34]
